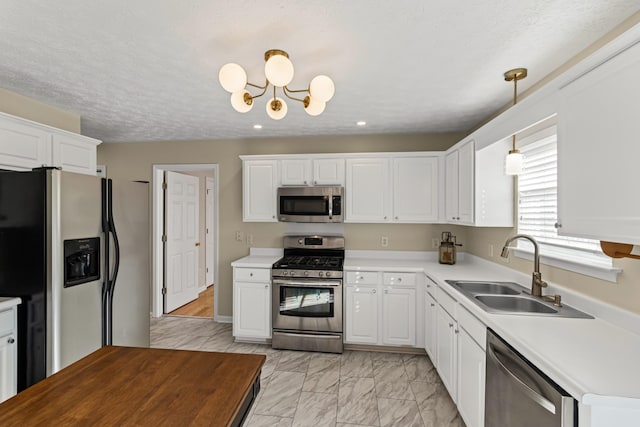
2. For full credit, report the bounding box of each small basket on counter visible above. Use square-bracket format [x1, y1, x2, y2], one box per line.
[439, 232, 462, 265]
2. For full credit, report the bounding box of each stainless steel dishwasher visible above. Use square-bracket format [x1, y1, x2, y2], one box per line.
[485, 329, 577, 427]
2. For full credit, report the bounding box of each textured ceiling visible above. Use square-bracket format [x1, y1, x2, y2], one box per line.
[0, 1, 638, 142]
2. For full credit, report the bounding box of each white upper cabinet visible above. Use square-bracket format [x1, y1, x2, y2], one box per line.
[346, 157, 391, 222]
[0, 112, 99, 175]
[313, 158, 345, 185]
[445, 140, 474, 224]
[243, 159, 277, 222]
[558, 41, 640, 244]
[280, 159, 312, 186]
[393, 156, 439, 222]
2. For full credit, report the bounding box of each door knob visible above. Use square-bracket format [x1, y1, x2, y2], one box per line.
[7, 337, 15, 344]
[195, 242, 200, 247]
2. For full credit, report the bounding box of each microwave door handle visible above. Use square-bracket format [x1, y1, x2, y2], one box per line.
[488, 343, 556, 414]
[328, 195, 333, 220]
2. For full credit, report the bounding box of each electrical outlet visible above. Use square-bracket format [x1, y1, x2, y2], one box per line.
[247, 234, 254, 246]
[381, 236, 389, 247]
[488, 244, 494, 257]
[432, 238, 439, 249]
[236, 231, 244, 242]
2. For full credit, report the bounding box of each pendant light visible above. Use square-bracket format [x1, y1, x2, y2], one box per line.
[504, 68, 528, 175]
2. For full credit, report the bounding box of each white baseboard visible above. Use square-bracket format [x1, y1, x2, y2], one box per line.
[214, 315, 232, 323]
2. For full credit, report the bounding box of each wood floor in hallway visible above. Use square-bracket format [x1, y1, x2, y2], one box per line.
[169, 285, 214, 317]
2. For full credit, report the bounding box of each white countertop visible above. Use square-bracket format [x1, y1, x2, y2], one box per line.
[230, 248, 282, 268]
[346, 252, 640, 409]
[0, 297, 21, 311]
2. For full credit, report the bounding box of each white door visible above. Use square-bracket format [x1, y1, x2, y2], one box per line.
[382, 287, 416, 346]
[436, 305, 457, 401]
[205, 177, 215, 287]
[457, 141, 475, 224]
[0, 332, 17, 403]
[280, 159, 311, 186]
[345, 158, 390, 222]
[457, 328, 486, 427]
[424, 291, 437, 361]
[393, 156, 439, 222]
[242, 160, 277, 222]
[313, 158, 345, 185]
[445, 150, 459, 222]
[344, 285, 379, 344]
[164, 171, 199, 312]
[233, 281, 271, 339]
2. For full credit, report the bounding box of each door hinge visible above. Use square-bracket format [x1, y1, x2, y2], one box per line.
[162, 287, 167, 295]
[162, 235, 167, 242]
[206, 267, 209, 273]
[206, 228, 209, 234]
[162, 182, 167, 190]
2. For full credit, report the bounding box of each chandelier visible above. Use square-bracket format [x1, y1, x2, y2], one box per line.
[503, 67, 528, 175]
[218, 49, 335, 120]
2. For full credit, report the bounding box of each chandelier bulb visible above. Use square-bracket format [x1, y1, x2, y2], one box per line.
[309, 75, 335, 102]
[230, 90, 253, 113]
[265, 54, 294, 87]
[219, 63, 247, 93]
[304, 95, 326, 116]
[266, 97, 288, 120]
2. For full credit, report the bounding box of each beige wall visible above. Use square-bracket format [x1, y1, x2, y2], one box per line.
[0, 87, 81, 133]
[97, 133, 464, 317]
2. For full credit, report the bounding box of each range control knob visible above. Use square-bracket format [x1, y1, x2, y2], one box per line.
[304, 271, 309, 277]
[290, 271, 295, 277]
[325, 271, 332, 277]
[318, 271, 324, 277]
[282, 271, 288, 276]
[298, 238, 304, 244]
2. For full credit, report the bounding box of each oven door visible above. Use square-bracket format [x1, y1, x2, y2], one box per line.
[272, 278, 343, 333]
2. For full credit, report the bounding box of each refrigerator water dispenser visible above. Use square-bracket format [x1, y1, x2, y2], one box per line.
[64, 238, 100, 287]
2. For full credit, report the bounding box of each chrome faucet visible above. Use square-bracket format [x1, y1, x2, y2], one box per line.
[501, 234, 548, 297]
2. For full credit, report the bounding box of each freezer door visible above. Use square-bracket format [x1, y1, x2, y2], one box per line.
[110, 179, 150, 347]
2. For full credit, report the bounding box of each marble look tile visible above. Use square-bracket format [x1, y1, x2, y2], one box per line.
[337, 424, 379, 427]
[303, 354, 341, 394]
[277, 351, 311, 373]
[174, 335, 211, 351]
[411, 381, 461, 427]
[254, 371, 306, 417]
[260, 357, 279, 386]
[336, 377, 379, 426]
[403, 355, 437, 382]
[226, 342, 262, 354]
[340, 351, 373, 378]
[198, 336, 232, 352]
[292, 392, 338, 427]
[247, 414, 293, 427]
[370, 351, 405, 366]
[373, 361, 414, 400]
[377, 398, 424, 427]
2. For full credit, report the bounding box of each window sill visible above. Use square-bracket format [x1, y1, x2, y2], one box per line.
[512, 247, 622, 283]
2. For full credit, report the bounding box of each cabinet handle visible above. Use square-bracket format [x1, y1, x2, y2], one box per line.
[314, 180, 318, 185]
[384, 289, 388, 294]
[430, 303, 435, 307]
[7, 337, 15, 344]
[448, 323, 453, 328]
[456, 217, 460, 220]
[427, 284, 431, 288]
[272, 215, 276, 219]
[304, 181, 307, 185]
[358, 276, 363, 280]
[395, 216, 398, 220]
[264, 284, 268, 289]
[397, 277, 402, 282]
[372, 289, 377, 294]
[384, 216, 387, 220]
[454, 329, 459, 334]
[452, 216, 455, 220]
[554, 222, 562, 229]
[249, 273, 253, 277]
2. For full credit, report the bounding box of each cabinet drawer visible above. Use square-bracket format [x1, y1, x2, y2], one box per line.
[437, 286, 457, 317]
[234, 268, 270, 283]
[345, 271, 379, 285]
[383, 272, 416, 287]
[425, 275, 438, 296]
[0, 309, 14, 336]
[457, 304, 486, 351]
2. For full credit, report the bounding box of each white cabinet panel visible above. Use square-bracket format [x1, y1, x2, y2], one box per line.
[382, 287, 415, 346]
[445, 150, 459, 222]
[313, 158, 345, 185]
[558, 42, 640, 244]
[424, 291, 437, 361]
[280, 159, 311, 186]
[51, 133, 97, 175]
[0, 118, 50, 170]
[345, 285, 379, 344]
[243, 160, 277, 222]
[0, 306, 17, 404]
[457, 327, 485, 427]
[436, 304, 457, 401]
[345, 158, 391, 222]
[393, 156, 439, 222]
[445, 140, 474, 224]
[233, 280, 271, 339]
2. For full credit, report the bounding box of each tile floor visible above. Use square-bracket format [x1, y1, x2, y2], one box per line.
[151, 315, 465, 427]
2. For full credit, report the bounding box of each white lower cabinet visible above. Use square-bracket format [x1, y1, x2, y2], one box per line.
[457, 327, 485, 427]
[382, 287, 416, 346]
[345, 285, 379, 344]
[436, 304, 458, 401]
[0, 304, 18, 403]
[424, 290, 437, 361]
[232, 268, 271, 340]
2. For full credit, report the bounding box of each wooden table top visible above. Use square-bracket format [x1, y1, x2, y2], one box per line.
[0, 346, 265, 426]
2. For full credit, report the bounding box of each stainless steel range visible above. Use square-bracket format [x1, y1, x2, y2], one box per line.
[271, 235, 344, 353]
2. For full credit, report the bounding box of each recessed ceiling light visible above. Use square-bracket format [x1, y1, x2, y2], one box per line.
[253, 124, 262, 129]
[356, 121, 366, 126]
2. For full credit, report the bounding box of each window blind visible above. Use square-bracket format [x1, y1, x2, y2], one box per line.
[518, 135, 601, 253]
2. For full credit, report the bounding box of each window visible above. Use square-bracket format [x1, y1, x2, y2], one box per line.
[515, 127, 620, 282]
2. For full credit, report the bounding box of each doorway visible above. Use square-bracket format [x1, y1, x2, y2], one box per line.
[151, 164, 219, 320]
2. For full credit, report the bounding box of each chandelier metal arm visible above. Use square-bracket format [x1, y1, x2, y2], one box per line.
[282, 86, 307, 104]
[245, 80, 269, 100]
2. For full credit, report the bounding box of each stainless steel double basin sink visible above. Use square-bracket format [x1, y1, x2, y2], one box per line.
[445, 280, 592, 318]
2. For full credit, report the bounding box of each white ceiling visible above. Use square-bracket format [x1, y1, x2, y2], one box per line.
[0, 1, 638, 142]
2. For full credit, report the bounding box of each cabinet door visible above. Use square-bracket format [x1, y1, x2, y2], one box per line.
[233, 281, 271, 339]
[51, 133, 98, 176]
[457, 141, 474, 223]
[436, 305, 457, 401]
[243, 160, 277, 222]
[345, 158, 391, 222]
[558, 42, 640, 244]
[0, 117, 50, 170]
[445, 150, 459, 222]
[393, 157, 439, 222]
[345, 285, 379, 344]
[457, 328, 485, 427]
[0, 333, 17, 403]
[313, 158, 345, 185]
[424, 291, 437, 361]
[280, 159, 311, 186]
[382, 287, 416, 346]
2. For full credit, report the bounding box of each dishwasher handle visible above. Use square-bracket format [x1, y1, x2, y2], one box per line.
[488, 342, 556, 415]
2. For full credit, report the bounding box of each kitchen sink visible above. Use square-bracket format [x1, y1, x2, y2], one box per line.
[475, 295, 557, 314]
[445, 280, 593, 319]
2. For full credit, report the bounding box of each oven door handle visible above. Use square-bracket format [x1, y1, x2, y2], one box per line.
[272, 279, 341, 287]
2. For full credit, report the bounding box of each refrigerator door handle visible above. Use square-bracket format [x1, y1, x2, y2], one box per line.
[106, 179, 121, 346]
[101, 178, 110, 346]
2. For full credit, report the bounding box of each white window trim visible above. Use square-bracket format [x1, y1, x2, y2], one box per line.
[515, 124, 622, 283]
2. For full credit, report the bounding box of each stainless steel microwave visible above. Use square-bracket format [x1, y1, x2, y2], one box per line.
[277, 186, 343, 223]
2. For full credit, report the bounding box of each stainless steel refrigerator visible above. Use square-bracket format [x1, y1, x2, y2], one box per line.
[0, 168, 150, 391]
